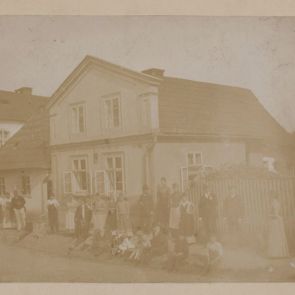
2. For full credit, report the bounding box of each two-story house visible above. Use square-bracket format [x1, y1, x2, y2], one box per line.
[48, 55, 292, 201]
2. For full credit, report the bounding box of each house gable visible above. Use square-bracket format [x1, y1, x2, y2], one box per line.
[49, 56, 160, 146]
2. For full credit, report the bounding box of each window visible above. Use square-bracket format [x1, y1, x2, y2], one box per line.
[187, 152, 202, 167]
[141, 97, 151, 128]
[105, 154, 125, 193]
[0, 129, 10, 147]
[71, 104, 85, 134]
[104, 96, 121, 129]
[94, 171, 108, 194]
[72, 158, 88, 193]
[50, 117, 56, 140]
[0, 177, 5, 195]
[22, 175, 31, 195]
[63, 171, 72, 194]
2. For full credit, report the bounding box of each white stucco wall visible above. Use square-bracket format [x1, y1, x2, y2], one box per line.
[0, 169, 48, 216]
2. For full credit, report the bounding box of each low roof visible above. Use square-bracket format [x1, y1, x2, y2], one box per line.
[157, 77, 290, 144]
[0, 90, 48, 122]
[0, 106, 50, 170]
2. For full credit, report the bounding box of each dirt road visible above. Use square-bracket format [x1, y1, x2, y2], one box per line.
[0, 241, 294, 282]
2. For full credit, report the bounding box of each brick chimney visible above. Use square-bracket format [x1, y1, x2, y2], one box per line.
[142, 68, 165, 78]
[15, 87, 33, 95]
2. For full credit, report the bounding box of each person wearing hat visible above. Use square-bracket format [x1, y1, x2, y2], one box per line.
[137, 184, 154, 232]
[74, 197, 93, 240]
[199, 186, 218, 240]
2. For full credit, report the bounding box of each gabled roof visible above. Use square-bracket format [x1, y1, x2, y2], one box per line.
[0, 90, 49, 122]
[0, 106, 50, 170]
[48, 55, 161, 109]
[157, 77, 290, 143]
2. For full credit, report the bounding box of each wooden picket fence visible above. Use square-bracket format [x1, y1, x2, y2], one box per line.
[188, 177, 295, 240]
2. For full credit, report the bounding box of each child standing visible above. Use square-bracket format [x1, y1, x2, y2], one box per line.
[166, 234, 189, 272]
[65, 196, 78, 233]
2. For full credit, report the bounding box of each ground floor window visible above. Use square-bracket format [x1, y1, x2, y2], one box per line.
[63, 157, 90, 195]
[94, 170, 108, 195]
[104, 153, 125, 194]
[63, 171, 72, 194]
[0, 177, 5, 195]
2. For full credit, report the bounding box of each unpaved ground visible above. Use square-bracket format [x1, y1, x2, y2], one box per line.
[0, 231, 295, 282]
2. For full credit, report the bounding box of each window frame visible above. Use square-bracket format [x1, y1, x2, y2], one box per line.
[70, 103, 86, 134]
[141, 96, 151, 128]
[103, 153, 125, 194]
[187, 151, 203, 167]
[94, 170, 109, 195]
[71, 156, 89, 195]
[63, 171, 72, 194]
[102, 94, 122, 130]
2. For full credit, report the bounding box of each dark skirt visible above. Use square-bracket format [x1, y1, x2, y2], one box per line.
[179, 213, 194, 236]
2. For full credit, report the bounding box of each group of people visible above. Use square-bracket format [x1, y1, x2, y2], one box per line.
[42, 177, 291, 273]
[0, 191, 27, 231]
[59, 177, 224, 272]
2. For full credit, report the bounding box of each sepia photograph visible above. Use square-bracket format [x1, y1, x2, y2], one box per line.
[0, 15, 295, 283]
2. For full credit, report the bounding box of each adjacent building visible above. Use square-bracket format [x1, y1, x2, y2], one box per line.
[0, 89, 49, 216]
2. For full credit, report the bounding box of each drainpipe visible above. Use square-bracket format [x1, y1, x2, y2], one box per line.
[143, 133, 157, 197]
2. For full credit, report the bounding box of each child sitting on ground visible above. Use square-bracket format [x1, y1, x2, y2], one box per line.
[203, 235, 223, 273]
[118, 234, 135, 257]
[166, 234, 189, 272]
[129, 230, 152, 263]
[140, 225, 168, 265]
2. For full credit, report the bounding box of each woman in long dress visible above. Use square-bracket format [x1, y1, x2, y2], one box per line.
[267, 193, 289, 258]
[179, 193, 195, 241]
[116, 194, 132, 235]
[169, 183, 182, 236]
[65, 196, 78, 232]
[2, 193, 15, 229]
[93, 194, 109, 235]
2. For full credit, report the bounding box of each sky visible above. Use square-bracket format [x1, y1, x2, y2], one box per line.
[0, 16, 294, 132]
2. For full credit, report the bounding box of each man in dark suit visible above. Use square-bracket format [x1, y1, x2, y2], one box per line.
[223, 186, 244, 234]
[74, 197, 93, 240]
[199, 187, 218, 239]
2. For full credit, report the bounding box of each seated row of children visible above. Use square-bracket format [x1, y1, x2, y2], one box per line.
[68, 220, 224, 273]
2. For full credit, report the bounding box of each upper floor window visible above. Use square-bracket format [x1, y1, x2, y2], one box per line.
[141, 97, 151, 128]
[104, 96, 121, 129]
[71, 103, 86, 134]
[187, 152, 202, 167]
[0, 129, 10, 147]
[50, 117, 56, 140]
[0, 177, 5, 195]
